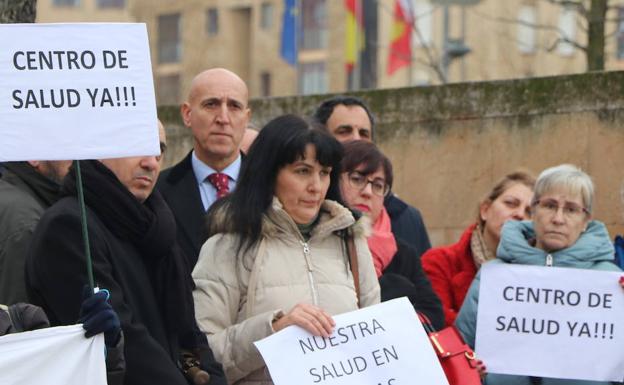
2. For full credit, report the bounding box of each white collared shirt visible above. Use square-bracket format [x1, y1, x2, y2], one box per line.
[191, 151, 241, 211]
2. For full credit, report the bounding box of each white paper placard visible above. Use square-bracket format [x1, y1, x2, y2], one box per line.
[0, 324, 106, 385]
[0, 23, 159, 161]
[255, 297, 449, 385]
[476, 263, 624, 381]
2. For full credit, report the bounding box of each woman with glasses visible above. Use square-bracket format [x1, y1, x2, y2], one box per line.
[339, 140, 444, 329]
[191, 116, 380, 385]
[422, 170, 535, 326]
[456, 164, 623, 385]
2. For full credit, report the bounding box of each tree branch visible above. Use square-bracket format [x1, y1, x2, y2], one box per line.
[543, 0, 588, 17]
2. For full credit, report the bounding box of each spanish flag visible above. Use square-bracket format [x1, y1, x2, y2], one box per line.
[387, 0, 412, 75]
[345, 0, 364, 73]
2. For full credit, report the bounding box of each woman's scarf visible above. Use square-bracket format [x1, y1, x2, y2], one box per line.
[367, 207, 398, 277]
[470, 223, 495, 268]
[62, 160, 198, 348]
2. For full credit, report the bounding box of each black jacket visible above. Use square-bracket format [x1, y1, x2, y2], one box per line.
[381, 239, 445, 330]
[0, 162, 61, 304]
[384, 194, 431, 258]
[26, 181, 225, 385]
[157, 152, 206, 268]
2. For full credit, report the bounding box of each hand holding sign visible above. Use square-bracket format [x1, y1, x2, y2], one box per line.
[272, 303, 335, 338]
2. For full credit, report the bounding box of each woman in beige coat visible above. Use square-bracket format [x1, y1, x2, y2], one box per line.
[192, 115, 380, 385]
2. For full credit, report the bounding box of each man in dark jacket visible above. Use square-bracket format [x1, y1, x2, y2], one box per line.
[157, 68, 250, 268]
[26, 123, 226, 385]
[312, 95, 432, 257]
[0, 160, 71, 303]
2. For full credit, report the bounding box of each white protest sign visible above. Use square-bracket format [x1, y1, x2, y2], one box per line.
[476, 263, 624, 381]
[0, 324, 106, 385]
[255, 297, 449, 385]
[0, 23, 159, 161]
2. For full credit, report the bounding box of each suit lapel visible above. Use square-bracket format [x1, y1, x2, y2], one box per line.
[164, 154, 205, 257]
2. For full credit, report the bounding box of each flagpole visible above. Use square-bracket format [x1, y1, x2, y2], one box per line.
[406, 0, 415, 86]
[295, 0, 301, 94]
[354, 0, 362, 90]
[74, 160, 95, 292]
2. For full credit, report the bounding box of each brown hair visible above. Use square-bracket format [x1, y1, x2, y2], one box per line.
[477, 170, 536, 226]
[341, 140, 393, 189]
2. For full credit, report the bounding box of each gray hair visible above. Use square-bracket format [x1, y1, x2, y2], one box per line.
[532, 164, 594, 214]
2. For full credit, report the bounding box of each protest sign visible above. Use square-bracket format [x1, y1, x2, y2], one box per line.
[0, 23, 159, 161]
[476, 263, 624, 381]
[0, 324, 106, 385]
[254, 297, 449, 385]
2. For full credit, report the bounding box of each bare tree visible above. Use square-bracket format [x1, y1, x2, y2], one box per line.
[0, 0, 37, 24]
[474, 0, 611, 71]
[585, 0, 608, 70]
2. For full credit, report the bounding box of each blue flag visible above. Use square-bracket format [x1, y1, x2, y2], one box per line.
[280, 0, 297, 66]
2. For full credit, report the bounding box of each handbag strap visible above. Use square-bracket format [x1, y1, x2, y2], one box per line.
[345, 235, 360, 308]
[417, 312, 436, 334]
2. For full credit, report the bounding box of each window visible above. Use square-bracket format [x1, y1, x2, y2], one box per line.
[299, 62, 326, 94]
[260, 2, 274, 30]
[617, 8, 624, 59]
[260, 72, 272, 97]
[206, 8, 219, 36]
[53, 0, 79, 6]
[517, 5, 537, 54]
[156, 74, 180, 105]
[300, 0, 327, 50]
[412, 0, 433, 47]
[557, 7, 576, 56]
[97, 0, 124, 8]
[158, 13, 181, 64]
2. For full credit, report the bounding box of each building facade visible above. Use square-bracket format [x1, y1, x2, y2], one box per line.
[36, 0, 624, 103]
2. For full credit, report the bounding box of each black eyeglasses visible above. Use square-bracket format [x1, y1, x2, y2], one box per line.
[347, 171, 390, 197]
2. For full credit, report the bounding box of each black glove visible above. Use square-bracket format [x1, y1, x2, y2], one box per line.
[79, 287, 121, 347]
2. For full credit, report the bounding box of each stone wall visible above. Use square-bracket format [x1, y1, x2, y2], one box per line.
[158, 71, 624, 246]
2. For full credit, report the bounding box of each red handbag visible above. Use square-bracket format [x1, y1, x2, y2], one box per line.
[419, 314, 482, 385]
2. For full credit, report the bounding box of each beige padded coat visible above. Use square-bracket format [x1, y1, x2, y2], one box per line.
[192, 198, 380, 385]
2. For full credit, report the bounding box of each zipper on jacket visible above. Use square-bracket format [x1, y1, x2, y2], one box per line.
[545, 254, 553, 267]
[300, 240, 319, 306]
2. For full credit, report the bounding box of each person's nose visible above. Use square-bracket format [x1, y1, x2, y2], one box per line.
[360, 181, 373, 197]
[215, 103, 231, 124]
[551, 206, 566, 224]
[140, 156, 159, 172]
[512, 206, 527, 220]
[308, 173, 322, 193]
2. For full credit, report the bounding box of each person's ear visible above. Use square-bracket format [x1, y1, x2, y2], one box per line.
[479, 200, 491, 222]
[180, 102, 192, 127]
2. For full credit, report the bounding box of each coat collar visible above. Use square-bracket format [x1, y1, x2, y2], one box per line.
[263, 197, 362, 241]
[496, 220, 615, 268]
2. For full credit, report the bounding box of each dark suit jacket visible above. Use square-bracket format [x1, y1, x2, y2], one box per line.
[157, 151, 245, 269]
[157, 152, 206, 268]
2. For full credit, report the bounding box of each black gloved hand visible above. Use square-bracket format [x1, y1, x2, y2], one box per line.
[79, 287, 121, 347]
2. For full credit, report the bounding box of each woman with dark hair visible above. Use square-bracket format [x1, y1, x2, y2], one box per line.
[421, 170, 535, 326]
[339, 140, 444, 329]
[192, 115, 380, 385]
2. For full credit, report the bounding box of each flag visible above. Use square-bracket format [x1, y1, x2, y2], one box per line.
[280, 0, 298, 66]
[345, 0, 365, 73]
[387, 0, 412, 75]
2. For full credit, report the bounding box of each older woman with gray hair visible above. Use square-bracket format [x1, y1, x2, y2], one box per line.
[456, 164, 624, 385]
